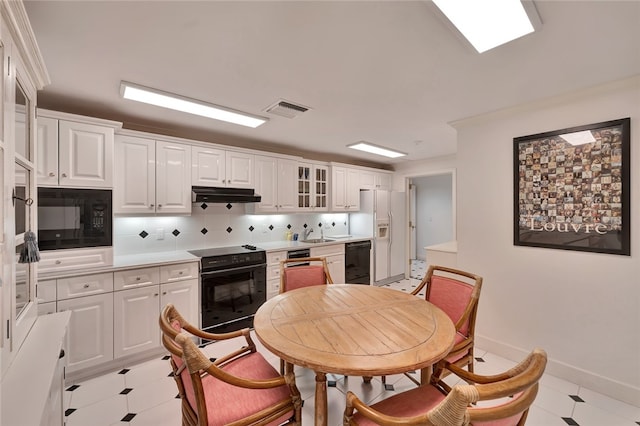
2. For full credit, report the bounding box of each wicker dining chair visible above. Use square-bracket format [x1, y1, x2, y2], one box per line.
[159, 303, 302, 426]
[279, 256, 334, 293]
[345, 348, 547, 426]
[416, 264, 483, 384]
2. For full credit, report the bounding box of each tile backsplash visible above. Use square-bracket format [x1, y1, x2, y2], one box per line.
[113, 203, 349, 256]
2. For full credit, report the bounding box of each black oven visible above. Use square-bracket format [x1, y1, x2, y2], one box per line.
[37, 187, 112, 251]
[189, 245, 267, 334]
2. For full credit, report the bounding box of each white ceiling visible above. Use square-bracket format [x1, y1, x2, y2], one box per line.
[24, 1, 640, 168]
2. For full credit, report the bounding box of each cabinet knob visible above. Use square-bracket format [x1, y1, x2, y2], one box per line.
[59, 349, 65, 359]
[154, 293, 159, 297]
[61, 173, 67, 178]
[149, 204, 154, 208]
[162, 291, 167, 295]
[158, 204, 162, 208]
[48, 172, 55, 177]
[55, 260, 62, 265]
[83, 284, 89, 288]
[179, 271, 183, 275]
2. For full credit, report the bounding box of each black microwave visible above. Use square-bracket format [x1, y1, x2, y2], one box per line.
[37, 187, 112, 251]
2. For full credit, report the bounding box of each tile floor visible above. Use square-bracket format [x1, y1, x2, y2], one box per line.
[63, 274, 640, 426]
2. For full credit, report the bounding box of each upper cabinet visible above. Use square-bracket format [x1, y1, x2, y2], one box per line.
[35, 110, 121, 188]
[252, 155, 299, 213]
[191, 146, 254, 188]
[114, 134, 191, 215]
[297, 162, 329, 211]
[360, 169, 392, 191]
[331, 165, 360, 211]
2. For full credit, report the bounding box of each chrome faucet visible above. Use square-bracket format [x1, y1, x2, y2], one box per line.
[303, 228, 313, 239]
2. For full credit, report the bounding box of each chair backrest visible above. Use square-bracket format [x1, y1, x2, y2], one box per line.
[422, 265, 482, 338]
[280, 256, 334, 293]
[431, 348, 547, 426]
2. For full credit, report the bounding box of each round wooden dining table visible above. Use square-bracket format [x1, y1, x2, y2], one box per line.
[253, 284, 456, 426]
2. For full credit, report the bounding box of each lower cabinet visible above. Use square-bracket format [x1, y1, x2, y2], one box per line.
[113, 278, 198, 359]
[58, 292, 114, 373]
[266, 250, 287, 299]
[311, 244, 346, 283]
[38, 261, 199, 377]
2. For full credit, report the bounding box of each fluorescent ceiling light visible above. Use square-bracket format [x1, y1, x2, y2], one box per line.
[433, 0, 535, 53]
[120, 81, 267, 128]
[348, 142, 407, 159]
[560, 130, 596, 146]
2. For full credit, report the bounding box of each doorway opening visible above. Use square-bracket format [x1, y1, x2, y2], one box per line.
[406, 171, 456, 278]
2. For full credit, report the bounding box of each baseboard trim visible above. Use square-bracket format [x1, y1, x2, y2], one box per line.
[476, 335, 640, 408]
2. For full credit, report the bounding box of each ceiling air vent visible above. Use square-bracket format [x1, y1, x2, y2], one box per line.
[264, 100, 309, 119]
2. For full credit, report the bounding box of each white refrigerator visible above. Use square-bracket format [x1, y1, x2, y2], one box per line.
[350, 190, 406, 285]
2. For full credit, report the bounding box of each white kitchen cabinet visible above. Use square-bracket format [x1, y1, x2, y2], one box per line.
[114, 285, 160, 358]
[161, 279, 198, 327]
[58, 292, 114, 373]
[114, 134, 191, 214]
[331, 165, 360, 211]
[360, 169, 392, 191]
[311, 243, 345, 283]
[266, 250, 287, 299]
[253, 155, 298, 213]
[113, 262, 198, 358]
[35, 111, 120, 188]
[192, 146, 254, 188]
[297, 162, 329, 211]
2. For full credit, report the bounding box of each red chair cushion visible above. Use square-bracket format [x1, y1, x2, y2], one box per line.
[199, 351, 293, 425]
[284, 265, 326, 291]
[352, 384, 445, 425]
[429, 276, 474, 336]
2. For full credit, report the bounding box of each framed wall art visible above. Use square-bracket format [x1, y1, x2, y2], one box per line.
[514, 118, 630, 255]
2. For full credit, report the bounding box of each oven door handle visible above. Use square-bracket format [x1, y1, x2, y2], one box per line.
[200, 263, 267, 277]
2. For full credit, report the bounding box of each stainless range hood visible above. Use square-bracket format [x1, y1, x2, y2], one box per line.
[192, 186, 261, 203]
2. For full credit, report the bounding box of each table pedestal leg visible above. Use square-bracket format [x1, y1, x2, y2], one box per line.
[420, 364, 433, 385]
[314, 371, 327, 426]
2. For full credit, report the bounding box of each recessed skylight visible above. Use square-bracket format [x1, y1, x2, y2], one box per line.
[433, 0, 536, 53]
[347, 142, 407, 159]
[120, 81, 267, 128]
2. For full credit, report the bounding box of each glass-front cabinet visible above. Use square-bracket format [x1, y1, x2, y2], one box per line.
[0, 2, 49, 377]
[297, 162, 329, 211]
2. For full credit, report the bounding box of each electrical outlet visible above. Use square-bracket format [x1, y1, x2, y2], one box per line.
[156, 228, 164, 240]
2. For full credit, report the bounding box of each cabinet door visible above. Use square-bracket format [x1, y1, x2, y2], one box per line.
[277, 158, 298, 211]
[114, 135, 156, 214]
[156, 141, 192, 214]
[359, 169, 376, 190]
[331, 166, 348, 210]
[191, 146, 225, 187]
[346, 168, 361, 210]
[296, 163, 312, 210]
[313, 165, 329, 210]
[160, 279, 198, 327]
[58, 293, 114, 373]
[254, 155, 278, 212]
[327, 254, 346, 283]
[58, 120, 114, 188]
[35, 116, 59, 186]
[114, 286, 160, 358]
[226, 151, 254, 188]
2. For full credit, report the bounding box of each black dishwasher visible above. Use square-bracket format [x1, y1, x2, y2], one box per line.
[345, 240, 371, 285]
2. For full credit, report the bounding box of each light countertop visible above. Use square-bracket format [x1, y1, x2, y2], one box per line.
[424, 241, 457, 253]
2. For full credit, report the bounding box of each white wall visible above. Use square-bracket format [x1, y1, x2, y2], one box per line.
[413, 174, 453, 258]
[454, 75, 640, 406]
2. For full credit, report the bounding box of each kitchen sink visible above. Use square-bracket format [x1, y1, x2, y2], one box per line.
[300, 238, 335, 244]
